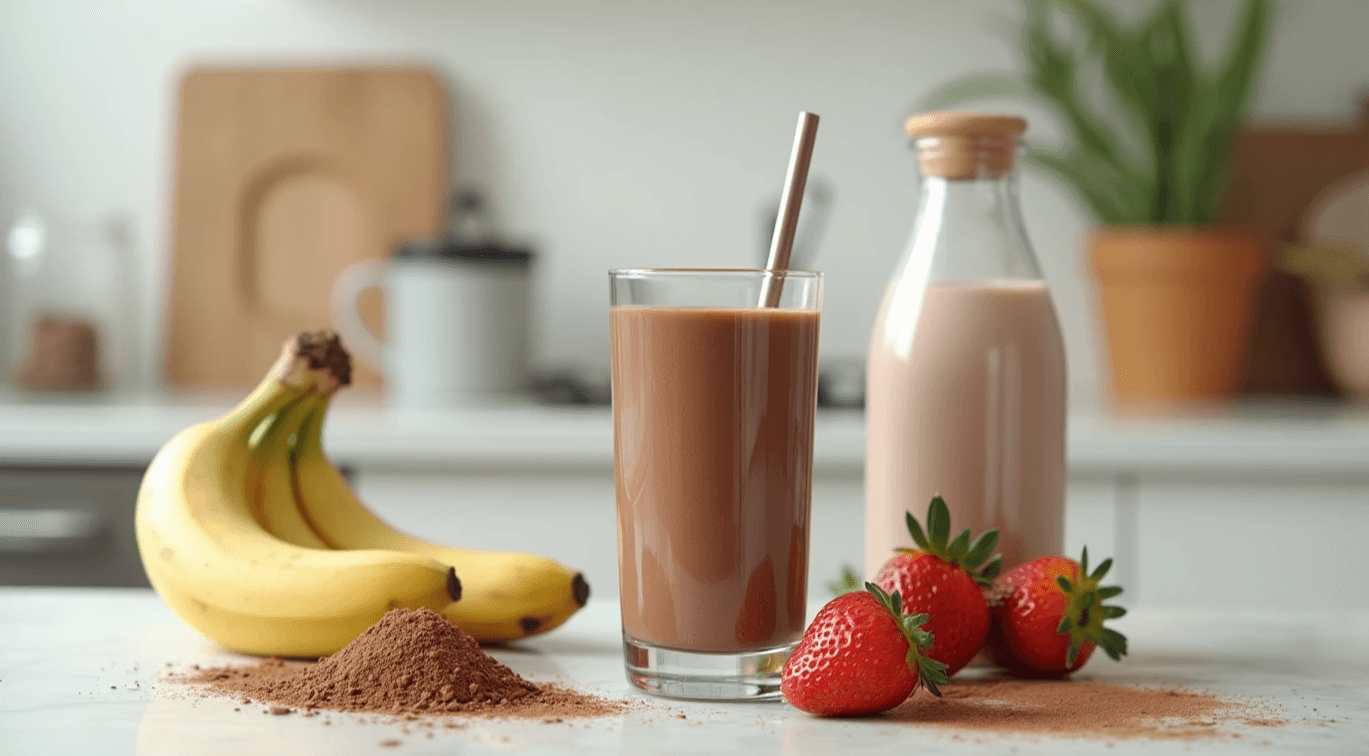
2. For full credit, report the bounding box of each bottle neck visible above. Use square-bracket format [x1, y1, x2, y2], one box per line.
[900, 171, 1043, 287]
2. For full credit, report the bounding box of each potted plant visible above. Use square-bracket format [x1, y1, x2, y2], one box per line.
[930, 0, 1274, 402]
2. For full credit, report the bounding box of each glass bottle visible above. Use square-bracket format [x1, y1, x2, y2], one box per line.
[864, 113, 1066, 578]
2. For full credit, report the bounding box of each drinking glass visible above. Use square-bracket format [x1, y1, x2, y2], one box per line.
[609, 268, 822, 700]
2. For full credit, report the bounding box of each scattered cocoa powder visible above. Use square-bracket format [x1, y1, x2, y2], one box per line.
[887, 677, 1281, 740]
[172, 608, 624, 721]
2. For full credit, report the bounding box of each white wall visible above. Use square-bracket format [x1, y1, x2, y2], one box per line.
[1, 0, 1367, 397]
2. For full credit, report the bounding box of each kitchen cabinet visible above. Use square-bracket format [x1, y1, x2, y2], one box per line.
[1, 394, 1367, 611]
[1132, 476, 1369, 609]
[0, 464, 147, 587]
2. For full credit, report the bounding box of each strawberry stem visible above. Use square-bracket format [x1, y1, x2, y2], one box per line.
[901, 496, 1002, 587]
[864, 582, 949, 698]
[1054, 546, 1129, 666]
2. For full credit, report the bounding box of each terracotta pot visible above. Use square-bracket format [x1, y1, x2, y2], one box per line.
[1089, 227, 1268, 402]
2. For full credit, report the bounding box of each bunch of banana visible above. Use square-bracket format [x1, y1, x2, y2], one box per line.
[136, 334, 460, 657]
[138, 331, 590, 657]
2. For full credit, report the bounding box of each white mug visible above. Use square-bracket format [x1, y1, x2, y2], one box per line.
[330, 245, 532, 408]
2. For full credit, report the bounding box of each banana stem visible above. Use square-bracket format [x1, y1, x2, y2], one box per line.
[226, 333, 351, 447]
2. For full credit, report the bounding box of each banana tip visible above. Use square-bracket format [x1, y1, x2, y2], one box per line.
[572, 572, 590, 607]
[446, 567, 462, 602]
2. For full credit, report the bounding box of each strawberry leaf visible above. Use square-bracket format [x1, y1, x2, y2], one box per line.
[946, 530, 971, 564]
[1103, 605, 1127, 619]
[978, 555, 1003, 582]
[926, 496, 951, 552]
[1100, 627, 1129, 657]
[1090, 557, 1114, 582]
[1065, 639, 1082, 668]
[1057, 575, 1074, 593]
[1080, 546, 1090, 576]
[1097, 585, 1124, 600]
[829, 566, 862, 595]
[904, 511, 931, 552]
[962, 529, 1000, 568]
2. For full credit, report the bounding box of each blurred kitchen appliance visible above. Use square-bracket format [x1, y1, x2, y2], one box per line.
[1299, 169, 1369, 399]
[331, 191, 533, 408]
[164, 66, 447, 389]
[1221, 100, 1369, 396]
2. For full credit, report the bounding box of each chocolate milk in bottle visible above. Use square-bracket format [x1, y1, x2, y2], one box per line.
[864, 113, 1066, 578]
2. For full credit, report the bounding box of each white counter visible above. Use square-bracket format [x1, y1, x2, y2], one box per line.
[1, 587, 1366, 755]
[2, 390, 1369, 475]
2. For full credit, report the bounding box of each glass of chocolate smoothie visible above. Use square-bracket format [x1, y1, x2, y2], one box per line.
[609, 268, 822, 700]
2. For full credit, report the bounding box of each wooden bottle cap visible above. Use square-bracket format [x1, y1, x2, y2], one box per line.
[904, 112, 1027, 180]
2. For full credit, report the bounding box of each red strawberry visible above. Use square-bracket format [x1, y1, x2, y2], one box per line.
[873, 495, 1001, 677]
[781, 583, 948, 716]
[987, 547, 1129, 676]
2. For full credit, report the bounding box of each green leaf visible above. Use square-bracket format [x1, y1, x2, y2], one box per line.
[1101, 627, 1130, 656]
[905, 511, 931, 552]
[963, 530, 1000, 568]
[1057, 575, 1074, 593]
[829, 566, 862, 596]
[906, 613, 930, 627]
[1079, 545, 1090, 577]
[1024, 148, 1137, 224]
[926, 497, 951, 553]
[979, 555, 1003, 581]
[1171, 0, 1271, 222]
[946, 530, 971, 565]
[1103, 605, 1128, 619]
[1057, 616, 1074, 634]
[864, 581, 893, 614]
[1097, 585, 1124, 600]
[925, 73, 1030, 110]
[1090, 558, 1114, 583]
[1065, 639, 1081, 668]
[922, 675, 943, 699]
[1051, 0, 1161, 204]
[926, 0, 1270, 225]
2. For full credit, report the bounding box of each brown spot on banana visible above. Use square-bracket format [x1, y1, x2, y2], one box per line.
[446, 567, 462, 602]
[572, 573, 590, 607]
[519, 617, 542, 635]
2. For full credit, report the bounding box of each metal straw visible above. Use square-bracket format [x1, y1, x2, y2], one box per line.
[759, 111, 820, 308]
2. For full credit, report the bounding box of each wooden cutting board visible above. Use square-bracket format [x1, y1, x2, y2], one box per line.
[165, 66, 447, 388]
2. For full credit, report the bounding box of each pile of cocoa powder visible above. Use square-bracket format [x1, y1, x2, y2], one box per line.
[888, 677, 1284, 740]
[173, 608, 624, 721]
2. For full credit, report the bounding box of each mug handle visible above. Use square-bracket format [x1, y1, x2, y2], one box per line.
[329, 259, 387, 371]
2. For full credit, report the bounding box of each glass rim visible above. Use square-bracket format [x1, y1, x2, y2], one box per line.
[609, 267, 822, 279]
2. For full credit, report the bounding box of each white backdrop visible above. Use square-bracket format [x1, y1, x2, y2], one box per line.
[1, 0, 1366, 398]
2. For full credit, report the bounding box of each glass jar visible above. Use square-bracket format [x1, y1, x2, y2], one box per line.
[863, 113, 1067, 577]
[5, 211, 135, 391]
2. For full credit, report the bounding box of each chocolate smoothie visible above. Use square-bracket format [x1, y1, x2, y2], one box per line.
[611, 306, 820, 653]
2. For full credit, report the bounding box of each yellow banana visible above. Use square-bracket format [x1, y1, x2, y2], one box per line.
[246, 394, 330, 549]
[135, 336, 461, 657]
[292, 394, 589, 642]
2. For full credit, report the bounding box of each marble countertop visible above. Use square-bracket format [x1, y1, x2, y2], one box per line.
[2, 390, 1369, 475]
[1, 588, 1366, 754]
